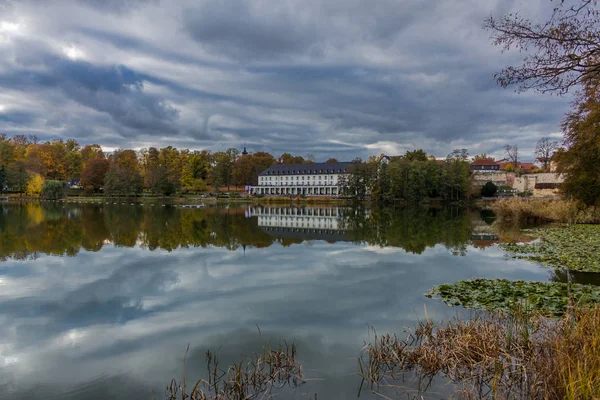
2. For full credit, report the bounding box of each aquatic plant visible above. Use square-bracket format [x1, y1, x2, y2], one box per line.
[501, 225, 600, 272]
[161, 340, 305, 400]
[426, 279, 600, 316]
[359, 305, 600, 399]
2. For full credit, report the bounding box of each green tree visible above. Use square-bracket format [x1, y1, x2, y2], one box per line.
[40, 180, 65, 200]
[404, 149, 428, 162]
[481, 181, 498, 197]
[6, 161, 28, 194]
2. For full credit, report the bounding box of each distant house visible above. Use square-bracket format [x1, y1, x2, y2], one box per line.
[470, 158, 501, 172]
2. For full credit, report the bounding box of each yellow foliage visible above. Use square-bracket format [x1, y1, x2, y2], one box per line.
[26, 173, 44, 195]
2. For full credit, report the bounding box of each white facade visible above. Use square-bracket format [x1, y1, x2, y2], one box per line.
[250, 162, 351, 196]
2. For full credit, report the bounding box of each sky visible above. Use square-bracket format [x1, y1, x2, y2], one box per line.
[0, 0, 571, 161]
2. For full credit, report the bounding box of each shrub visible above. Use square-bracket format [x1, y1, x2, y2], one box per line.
[481, 181, 498, 197]
[26, 173, 44, 196]
[40, 180, 65, 200]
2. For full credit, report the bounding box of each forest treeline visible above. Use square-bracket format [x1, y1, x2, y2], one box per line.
[0, 203, 475, 261]
[0, 134, 473, 202]
[0, 134, 323, 196]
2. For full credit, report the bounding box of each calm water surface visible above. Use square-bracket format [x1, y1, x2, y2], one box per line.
[0, 202, 557, 399]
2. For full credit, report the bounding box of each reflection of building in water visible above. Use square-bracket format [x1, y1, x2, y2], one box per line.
[246, 206, 352, 241]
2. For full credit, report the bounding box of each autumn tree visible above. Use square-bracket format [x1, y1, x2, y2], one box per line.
[81, 144, 104, 168]
[555, 79, 600, 205]
[0, 165, 6, 193]
[104, 150, 143, 197]
[278, 153, 305, 164]
[325, 158, 339, 163]
[534, 137, 560, 171]
[472, 153, 489, 161]
[81, 156, 109, 195]
[27, 173, 44, 196]
[484, 0, 600, 94]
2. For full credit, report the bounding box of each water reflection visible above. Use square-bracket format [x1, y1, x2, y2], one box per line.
[0, 202, 550, 400]
[0, 203, 503, 261]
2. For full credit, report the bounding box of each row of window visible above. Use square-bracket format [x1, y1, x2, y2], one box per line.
[261, 175, 336, 181]
[264, 168, 347, 175]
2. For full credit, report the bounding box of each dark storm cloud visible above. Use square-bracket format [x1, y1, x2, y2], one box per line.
[0, 0, 572, 158]
[2, 42, 179, 134]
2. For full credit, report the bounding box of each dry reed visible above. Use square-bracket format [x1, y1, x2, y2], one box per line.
[359, 305, 600, 399]
[161, 341, 305, 400]
[491, 198, 600, 224]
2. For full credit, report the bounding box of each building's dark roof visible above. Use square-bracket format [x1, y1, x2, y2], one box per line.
[471, 158, 499, 166]
[259, 162, 353, 176]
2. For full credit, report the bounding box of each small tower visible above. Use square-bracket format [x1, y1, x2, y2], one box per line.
[242, 142, 248, 156]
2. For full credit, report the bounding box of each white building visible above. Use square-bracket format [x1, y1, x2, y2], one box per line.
[250, 162, 352, 196]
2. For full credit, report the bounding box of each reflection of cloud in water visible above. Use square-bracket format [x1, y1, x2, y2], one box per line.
[0, 204, 554, 399]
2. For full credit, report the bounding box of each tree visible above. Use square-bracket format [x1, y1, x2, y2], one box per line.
[81, 156, 109, 195]
[484, 0, 600, 94]
[6, 162, 28, 194]
[555, 79, 600, 205]
[104, 150, 143, 197]
[27, 173, 44, 196]
[40, 180, 65, 200]
[81, 144, 104, 168]
[448, 149, 469, 162]
[481, 181, 498, 197]
[211, 148, 239, 191]
[504, 145, 519, 168]
[404, 149, 428, 162]
[0, 165, 6, 193]
[325, 158, 339, 163]
[534, 137, 560, 171]
[181, 151, 210, 193]
[472, 153, 489, 161]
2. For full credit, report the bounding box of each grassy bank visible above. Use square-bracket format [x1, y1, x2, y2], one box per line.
[360, 305, 600, 399]
[491, 198, 600, 224]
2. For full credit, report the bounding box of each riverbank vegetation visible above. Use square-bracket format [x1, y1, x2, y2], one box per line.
[359, 305, 600, 399]
[491, 198, 600, 224]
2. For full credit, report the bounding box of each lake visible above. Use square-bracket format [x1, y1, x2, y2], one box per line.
[0, 201, 557, 399]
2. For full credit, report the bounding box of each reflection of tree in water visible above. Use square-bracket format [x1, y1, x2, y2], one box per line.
[339, 206, 472, 255]
[0, 203, 277, 259]
[551, 269, 600, 287]
[0, 203, 474, 260]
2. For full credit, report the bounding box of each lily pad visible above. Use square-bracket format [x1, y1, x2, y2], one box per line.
[426, 279, 600, 316]
[500, 225, 600, 272]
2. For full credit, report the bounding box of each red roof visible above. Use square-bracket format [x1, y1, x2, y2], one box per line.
[470, 158, 499, 166]
[497, 162, 536, 171]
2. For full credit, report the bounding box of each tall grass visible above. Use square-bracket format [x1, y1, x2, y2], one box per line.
[359, 305, 600, 399]
[161, 340, 304, 400]
[491, 198, 600, 224]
